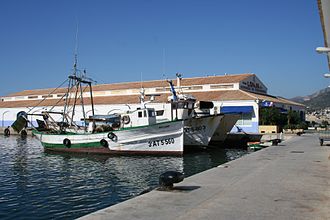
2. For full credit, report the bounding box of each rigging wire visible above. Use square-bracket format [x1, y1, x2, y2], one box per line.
[27, 78, 69, 114]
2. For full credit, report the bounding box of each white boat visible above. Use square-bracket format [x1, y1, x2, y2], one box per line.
[183, 115, 223, 146]
[155, 77, 223, 147]
[210, 114, 241, 143]
[33, 108, 184, 155]
[14, 62, 185, 155]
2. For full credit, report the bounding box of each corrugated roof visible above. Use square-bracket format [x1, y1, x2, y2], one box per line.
[4, 73, 254, 97]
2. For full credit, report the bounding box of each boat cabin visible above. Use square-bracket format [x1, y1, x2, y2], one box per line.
[156, 94, 196, 122]
[122, 107, 157, 127]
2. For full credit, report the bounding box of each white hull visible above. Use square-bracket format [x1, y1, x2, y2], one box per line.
[211, 114, 240, 142]
[33, 120, 184, 155]
[34, 132, 105, 146]
[106, 120, 184, 153]
[184, 114, 223, 146]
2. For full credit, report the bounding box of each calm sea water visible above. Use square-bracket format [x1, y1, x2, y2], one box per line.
[0, 136, 247, 220]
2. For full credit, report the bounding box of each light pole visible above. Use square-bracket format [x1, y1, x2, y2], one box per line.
[2, 110, 10, 127]
[316, 47, 330, 78]
[316, 47, 330, 53]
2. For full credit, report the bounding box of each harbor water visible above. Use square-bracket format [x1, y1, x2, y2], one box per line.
[0, 135, 247, 219]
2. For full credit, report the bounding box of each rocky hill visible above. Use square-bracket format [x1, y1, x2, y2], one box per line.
[291, 87, 330, 110]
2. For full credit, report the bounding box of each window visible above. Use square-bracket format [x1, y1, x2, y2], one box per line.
[210, 84, 234, 89]
[148, 110, 155, 117]
[236, 113, 252, 126]
[177, 102, 189, 109]
[15, 96, 25, 100]
[138, 111, 143, 118]
[111, 90, 123, 94]
[56, 93, 65, 98]
[28, 95, 38, 99]
[156, 110, 164, 116]
[155, 88, 171, 92]
[144, 110, 147, 117]
[93, 91, 107, 96]
[189, 86, 203, 90]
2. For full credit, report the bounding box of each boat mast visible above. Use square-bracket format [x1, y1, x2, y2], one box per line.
[79, 75, 87, 129]
[72, 26, 79, 125]
[88, 72, 95, 117]
[61, 70, 74, 131]
[62, 25, 96, 131]
[69, 52, 79, 126]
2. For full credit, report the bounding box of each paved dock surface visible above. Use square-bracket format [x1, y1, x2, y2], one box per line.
[80, 134, 330, 220]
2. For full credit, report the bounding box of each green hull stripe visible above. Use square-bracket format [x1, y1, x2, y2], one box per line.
[42, 141, 102, 149]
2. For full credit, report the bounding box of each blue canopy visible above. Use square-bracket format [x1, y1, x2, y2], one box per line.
[220, 106, 254, 114]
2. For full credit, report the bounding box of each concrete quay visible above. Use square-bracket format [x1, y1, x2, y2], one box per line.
[80, 134, 330, 220]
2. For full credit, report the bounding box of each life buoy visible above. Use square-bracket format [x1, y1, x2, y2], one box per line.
[107, 132, 118, 142]
[4, 128, 10, 136]
[63, 138, 71, 148]
[100, 139, 108, 148]
[122, 115, 130, 124]
[108, 132, 114, 139]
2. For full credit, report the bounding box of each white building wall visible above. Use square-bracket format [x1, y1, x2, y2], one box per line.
[213, 100, 260, 133]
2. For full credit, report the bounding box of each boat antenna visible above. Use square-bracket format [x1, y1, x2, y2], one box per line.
[162, 48, 166, 77]
[73, 23, 79, 77]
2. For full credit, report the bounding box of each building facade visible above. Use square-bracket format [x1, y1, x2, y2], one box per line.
[0, 73, 305, 133]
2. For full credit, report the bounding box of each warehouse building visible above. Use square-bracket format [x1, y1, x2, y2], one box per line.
[0, 73, 305, 133]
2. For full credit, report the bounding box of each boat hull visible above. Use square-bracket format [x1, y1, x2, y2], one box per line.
[105, 120, 184, 154]
[33, 120, 184, 155]
[183, 114, 223, 147]
[210, 114, 240, 143]
[225, 132, 263, 146]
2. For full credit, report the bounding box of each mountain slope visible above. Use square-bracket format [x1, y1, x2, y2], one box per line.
[291, 87, 330, 110]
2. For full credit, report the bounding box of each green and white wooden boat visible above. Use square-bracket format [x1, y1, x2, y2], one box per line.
[14, 62, 184, 155]
[32, 111, 184, 155]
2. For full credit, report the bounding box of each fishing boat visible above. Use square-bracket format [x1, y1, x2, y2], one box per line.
[12, 62, 184, 155]
[32, 108, 184, 155]
[155, 75, 223, 147]
[210, 113, 241, 144]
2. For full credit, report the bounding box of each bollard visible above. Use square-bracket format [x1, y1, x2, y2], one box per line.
[159, 171, 184, 190]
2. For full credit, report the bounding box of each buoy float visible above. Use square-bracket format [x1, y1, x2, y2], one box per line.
[63, 138, 71, 148]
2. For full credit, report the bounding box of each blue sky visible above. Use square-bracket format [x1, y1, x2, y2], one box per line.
[0, 0, 328, 98]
